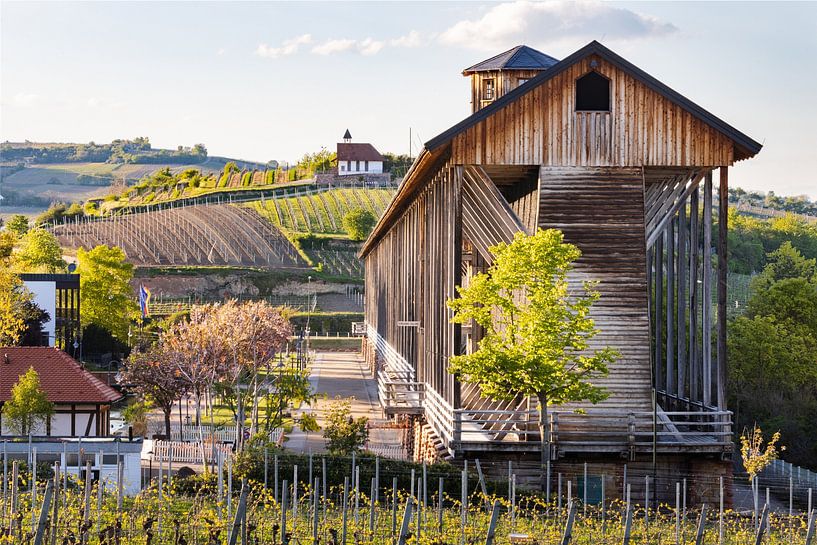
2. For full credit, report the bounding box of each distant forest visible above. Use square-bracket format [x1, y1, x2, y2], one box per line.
[729, 186, 817, 216]
[0, 138, 207, 165]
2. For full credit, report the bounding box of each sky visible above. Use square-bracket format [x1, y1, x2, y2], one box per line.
[1, 1, 816, 198]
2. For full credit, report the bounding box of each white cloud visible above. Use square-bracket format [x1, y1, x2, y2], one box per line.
[358, 38, 385, 56]
[255, 34, 313, 59]
[439, 1, 677, 52]
[311, 38, 357, 56]
[390, 30, 423, 48]
[87, 97, 100, 107]
[12, 93, 39, 107]
[217, 48, 226, 56]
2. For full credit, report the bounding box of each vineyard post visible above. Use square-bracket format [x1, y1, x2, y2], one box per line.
[623, 464, 627, 502]
[410, 469, 415, 500]
[438, 478, 444, 534]
[2, 440, 5, 521]
[281, 479, 289, 545]
[417, 477, 421, 539]
[584, 463, 588, 518]
[32, 480, 53, 545]
[546, 460, 551, 504]
[31, 446, 37, 532]
[50, 462, 60, 545]
[601, 474, 606, 535]
[645, 475, 650, 530]
[765, 488, 770, 539]
[809, 488, 813, 517]
[558, 473, 562, 511]
[96, 475, 103, 536]
[375, 456, 380, 506]
[264, 449, 268, 492]
[568, 480, 572, 510]
[227, 483, 248, 545]
[422, 460, 427, 526]
[719, 476, 724, 545]
[475, 460, 489, 511]
[11, 460, 18, 535]
[512, 473, 517, 531]
[82, 460, 91, 545]
[228, 457, 233, 523]
[274, 455, 279, 503]
[322, 458, 327, 526]
[341, 476, 349, 545]
[486, 500, 501, 545]
[217, 450, 224, 519]
[309, 453, 313, 494]
[158, 454, 163, 501]
[561, 501, 577, 545]
[398, 498, 414, 545]
[460, 469, 467, 545]
[682, 478, 687, 537]
[791, 476, 794, 517]
[354, 465, 360, 525]
[675, 482, 680, 545]
[313, 477, 320, 545]
[805, 509, 815, 545]
[753, 504, 768, 545]
[622, 502, 633, 545]
[508, 461, 512, 504]
[391, 477, 397, 545]
[694, 504, 707, 545]
[293, 465, 298, 531]
[369, 478, 376, 533]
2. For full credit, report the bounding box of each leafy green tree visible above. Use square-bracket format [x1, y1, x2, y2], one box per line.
[0, 269, 30, 345]
[6, 214, 29, 236]
[323, 397, 368, 455]
[14, 228, 66, 272]
[77, 245, 138, 341]
[342, 208, 376, 241]
[0, 231, 16, 261]
[2, 367, 54, 435]
[18, 300, 49, 346]
[447, 229, 617, 488]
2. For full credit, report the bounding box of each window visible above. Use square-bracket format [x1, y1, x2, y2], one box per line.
[517, 78, 529, 87]
[484, 78, 495, 100]
[575, 71, 610, 111]
[347, 160, 351, 171]
[364, 160, 369, 171]
[340, 165, 346, 171]
[356, 160, 360, 171]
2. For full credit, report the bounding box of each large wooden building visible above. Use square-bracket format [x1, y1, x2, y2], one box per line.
[361, 41, 761, 499]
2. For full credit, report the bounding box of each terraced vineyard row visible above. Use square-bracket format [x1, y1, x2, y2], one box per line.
[250, 188, 395, 234]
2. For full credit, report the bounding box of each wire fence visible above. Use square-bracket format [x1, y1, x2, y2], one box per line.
[0, 452, 814, 544]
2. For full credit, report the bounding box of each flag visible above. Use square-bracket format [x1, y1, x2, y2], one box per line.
[139, 284, 152, 318]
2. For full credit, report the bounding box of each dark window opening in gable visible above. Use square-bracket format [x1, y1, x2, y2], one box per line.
[576, 71, 610, 111]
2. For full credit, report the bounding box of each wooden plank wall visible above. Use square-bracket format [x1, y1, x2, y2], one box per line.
[453, 55, 735, 167]
[538, 166, 652, 410]
[470, 70, 543, 114]
[364, 163, 462, 406]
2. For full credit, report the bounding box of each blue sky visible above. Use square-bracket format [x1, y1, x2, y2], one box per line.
[1, 1, 815, 197]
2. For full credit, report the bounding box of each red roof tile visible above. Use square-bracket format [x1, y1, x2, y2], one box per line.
[337, 143, 384, 162]
[0, 347, 122, 404]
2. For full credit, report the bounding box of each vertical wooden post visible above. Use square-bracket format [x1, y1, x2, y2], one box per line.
[688, 189, 699, 400]
[676, 201, 688, 399]
[666, 218, 675, 394]
[702, 171, 713, 406]
[485, 501, 502, 545]
[654, 236, 664, 391]
[717, 167, 729, 410]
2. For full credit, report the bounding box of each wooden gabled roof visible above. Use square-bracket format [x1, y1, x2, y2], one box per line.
[361, 40, 762, 257]
[430, 40, 762, 159]
[462, 45, 559, 74]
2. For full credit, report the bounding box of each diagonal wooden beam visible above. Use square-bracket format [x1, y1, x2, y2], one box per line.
[646, 170, 706, 248]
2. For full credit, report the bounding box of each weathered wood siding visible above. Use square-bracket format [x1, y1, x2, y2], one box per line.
[470, 70, 543, 113]
[364, 163, 461, 405]
[453, 55, 735, 167]
[538, 166, 652, 409]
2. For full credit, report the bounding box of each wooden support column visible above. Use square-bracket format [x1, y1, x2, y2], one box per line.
[717, 167, 729, 410]
[702, 171, 713, 407]
[452, 166, 463, 413]
[654, 236, 663, 389]
[676, 203, 687, 400]
[688, 189, 699, 402]
[665, 218, 675, 395]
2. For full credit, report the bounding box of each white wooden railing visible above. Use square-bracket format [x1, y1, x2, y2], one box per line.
[152, 440, 232, 464]
[149, 424, 284, 445]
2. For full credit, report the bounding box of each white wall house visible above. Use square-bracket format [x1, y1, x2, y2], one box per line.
[0, 347, 121, 438]
[337, 129, 385, 176]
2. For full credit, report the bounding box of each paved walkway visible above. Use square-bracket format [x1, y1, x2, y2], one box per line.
[286, 351, 383, 453]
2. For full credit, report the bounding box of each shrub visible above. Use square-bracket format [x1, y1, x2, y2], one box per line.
[342, 208, 376, 241]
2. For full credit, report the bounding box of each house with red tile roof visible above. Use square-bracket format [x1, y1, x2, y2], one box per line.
[0, 347, 122, 437]
[337, 129, 384, 176]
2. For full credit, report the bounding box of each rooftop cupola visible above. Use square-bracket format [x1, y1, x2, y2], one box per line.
[462, 45, 558, 113]
[343, 129, 352, 143]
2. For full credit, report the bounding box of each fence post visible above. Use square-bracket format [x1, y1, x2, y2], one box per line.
[281, 480, 289, 545]
[342, 476, 349, 545]
[475, 459, 489, 511]
[805, 509, 815, 545]
[313, 477, 320, 545]
[753, 504, 768, 545]
[561, 501, 578, 545]
[622, 503, 633, 545]
[392, 477, 398, 545]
